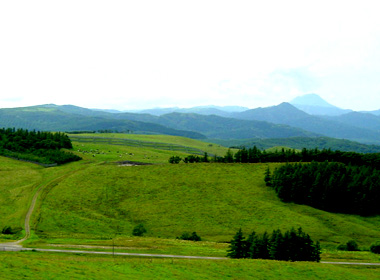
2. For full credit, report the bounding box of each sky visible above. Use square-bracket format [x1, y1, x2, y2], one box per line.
[1, 0, 380, 111]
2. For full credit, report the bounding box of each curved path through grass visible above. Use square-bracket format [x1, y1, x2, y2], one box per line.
[0, 165, 89, 248]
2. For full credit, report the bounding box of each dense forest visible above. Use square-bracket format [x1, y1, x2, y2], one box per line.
[227, 227, 320, 262]
[265, 162, 380, 216]
[0, 128, 81, 165]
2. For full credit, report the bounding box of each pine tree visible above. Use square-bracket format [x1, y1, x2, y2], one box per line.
[227, 228, 246, 259]
[264, 166, 272, 186]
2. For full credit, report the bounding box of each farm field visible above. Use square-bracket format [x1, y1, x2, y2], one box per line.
[1, 134, 380, 278]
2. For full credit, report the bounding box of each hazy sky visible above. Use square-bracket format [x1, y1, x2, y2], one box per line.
[1, 1, 380, 111]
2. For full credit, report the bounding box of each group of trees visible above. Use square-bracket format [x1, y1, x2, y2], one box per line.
[231, 147, 380, 168]
[265, 161, 380, 216]
[169, 153, 209, 164]
[0, 128, 81, 165]
[170, 147, 380, 168]
[227, 227, 320, 262]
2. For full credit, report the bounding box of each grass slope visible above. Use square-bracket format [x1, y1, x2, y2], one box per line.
[35, 163, 380, 250]
[0, 158, 43, 237]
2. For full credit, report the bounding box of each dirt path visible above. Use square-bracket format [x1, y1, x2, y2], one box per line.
[0, 165, 88, 248]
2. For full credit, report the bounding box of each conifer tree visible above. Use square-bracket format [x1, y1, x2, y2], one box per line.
[227, 228, 246, 259]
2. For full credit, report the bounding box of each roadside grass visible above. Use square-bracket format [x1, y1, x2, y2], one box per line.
[0, 251, 379, 280]
[322, 250, 380, 263]
[26, 236, 228, 257]
[34, 163, 380, 251]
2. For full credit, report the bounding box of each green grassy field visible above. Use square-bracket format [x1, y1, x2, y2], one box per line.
[0, 252, 379, 280]
[0, 158, 47, 240]
[1, 133, 380, 278]
[31, 162, 380, 251]
[69, 133, 233, 159]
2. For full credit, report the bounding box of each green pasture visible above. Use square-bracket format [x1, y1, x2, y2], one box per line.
[34, 163, 380, 250]
[1, 133, 380, 275]
[0, 158, 43, 238]
[0, 252, 379, 280]
[69, 133, 233, 158]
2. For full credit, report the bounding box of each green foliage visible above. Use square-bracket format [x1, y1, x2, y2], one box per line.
[346, 240, 360, 251]
[1, 226, 21, 235]
[227, 227, 321, 262]
[169, 156, 182, 164]
[227, 228, 246, 259]
[0, 128, 81, 165]
[269, 161, 380, 215]
[226, 146, 380, 169]
[132, 224, 147, 236]
[178, 232, 202, 241]
[183, 155, 203, 163]
[370, 241, 380, 254]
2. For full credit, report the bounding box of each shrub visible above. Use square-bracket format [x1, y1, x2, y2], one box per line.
[169, 156, 182, 164]
[2, 226, 22, 235]
[337, 244, 347, 251]
[370, 241, 380, 254]
[346, 240, 360, 251]
[338, 240, 360, 251]
[179, 232, 201, 241]
[132, 223, 147, 236]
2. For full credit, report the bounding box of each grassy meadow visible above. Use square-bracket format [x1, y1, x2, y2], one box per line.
[32, 162, 380, 250]
[0, 252, 379, 280]
[1, 133, 380, 278]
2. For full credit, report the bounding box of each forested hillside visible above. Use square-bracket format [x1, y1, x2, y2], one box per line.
[0, 106, 205, 139]
[232, 103, 380, 144]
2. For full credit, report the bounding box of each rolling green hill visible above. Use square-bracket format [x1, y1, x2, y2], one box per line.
[33, 162, 380, 249]
[1, 134, 380, 279]
[233, 103, 380, 144]
[0, 106, 205, 139]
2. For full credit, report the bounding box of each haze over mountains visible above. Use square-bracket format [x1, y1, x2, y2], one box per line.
[1, 94, 380, 147]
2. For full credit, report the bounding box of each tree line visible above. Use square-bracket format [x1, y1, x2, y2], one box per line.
[170, 146, 380, 169]
[0, 128, 81, 165]
[227, 227, 320, 262]
[265, 161, 380, 216]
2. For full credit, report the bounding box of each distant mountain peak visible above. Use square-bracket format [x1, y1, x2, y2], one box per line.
[290, 93, 334, 108]
[289, 94, 352, 116]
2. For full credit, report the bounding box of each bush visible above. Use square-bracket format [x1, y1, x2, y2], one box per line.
[370, 241, 380, 254]
[338, 240, 360, 251]
[169, 156, 182, 164]
[346, 240, 360, 251]
[2, 226, 22, 235]
[132, 224, 147, 236]
[178, 232, 201, 241]
[337, 244, 347, 251]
